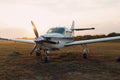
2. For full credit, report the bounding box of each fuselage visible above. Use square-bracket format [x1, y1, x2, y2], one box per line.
[38, 27, 74, 50]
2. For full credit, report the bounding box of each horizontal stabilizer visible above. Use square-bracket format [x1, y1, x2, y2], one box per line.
[71, 27, 95, 31]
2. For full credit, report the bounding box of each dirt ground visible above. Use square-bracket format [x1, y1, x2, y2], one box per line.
[0, 41, 120, 80]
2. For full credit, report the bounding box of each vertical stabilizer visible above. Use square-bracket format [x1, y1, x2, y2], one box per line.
[70, 21, 75, 37]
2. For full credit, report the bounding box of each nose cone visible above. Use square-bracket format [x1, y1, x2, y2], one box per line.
[34, 36, 44, 42]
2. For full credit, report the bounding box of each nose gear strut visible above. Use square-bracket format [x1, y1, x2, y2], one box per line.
[82, 44, 88, 59]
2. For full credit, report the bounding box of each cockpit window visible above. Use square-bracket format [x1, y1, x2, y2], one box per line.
[47, 28, 65, 34]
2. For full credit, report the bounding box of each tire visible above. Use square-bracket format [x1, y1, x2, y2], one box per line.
[44, 57, 49, 63]
[36, 52, 41, 57]
[83, 54, 87, 59]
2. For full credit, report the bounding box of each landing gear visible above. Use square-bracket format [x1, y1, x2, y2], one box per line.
[44, 50, 49, 63]
[44, 57, 49, 63]
[83, 53, 87, 59]
[35, 47, 43, 62]
[82, 44, 88, 59]
[35, 48, 50, 63]
[36, 51, 41, 57]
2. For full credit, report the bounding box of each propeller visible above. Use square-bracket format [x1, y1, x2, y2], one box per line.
[29, 21, 40, 55]
[29, 20, 57, 56]
[31, 21, 39, 38]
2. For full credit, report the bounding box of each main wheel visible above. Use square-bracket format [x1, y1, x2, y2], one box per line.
[83, 53, 87, 59]
[36, 52, 41, 57]
[44, 57, 49, 63]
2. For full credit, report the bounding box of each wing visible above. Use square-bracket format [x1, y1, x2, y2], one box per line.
[65, 36, 120, 46]
[0, 38, 34, 44]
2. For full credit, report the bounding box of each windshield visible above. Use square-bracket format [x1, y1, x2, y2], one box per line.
[47, 28, 65, 34]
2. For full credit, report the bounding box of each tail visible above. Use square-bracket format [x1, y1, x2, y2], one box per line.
[70, 20, 95, 37]
[70, 21, 75, 37]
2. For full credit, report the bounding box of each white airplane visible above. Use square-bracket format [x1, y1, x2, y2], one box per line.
[0, 21, 120, 63]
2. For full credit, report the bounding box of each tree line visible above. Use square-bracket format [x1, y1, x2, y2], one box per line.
[74, 32, 120, 41]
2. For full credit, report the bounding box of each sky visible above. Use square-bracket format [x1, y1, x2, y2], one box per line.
[0, 0, 120, 38]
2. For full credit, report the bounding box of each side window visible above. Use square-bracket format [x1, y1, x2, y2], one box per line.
[47, 28, 65, 34]
[66, 31, 72, 36]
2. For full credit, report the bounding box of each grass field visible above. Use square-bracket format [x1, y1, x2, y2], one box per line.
[0, 41, 120, 80]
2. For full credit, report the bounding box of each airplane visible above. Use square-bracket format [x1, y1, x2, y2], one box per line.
[0, 21, 120, 63]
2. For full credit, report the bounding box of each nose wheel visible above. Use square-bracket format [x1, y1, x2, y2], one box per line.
[35, 49, 49, 63]
[36, 51, 41, 57]
[44, 57, 49, 63]
[35, 47, 43, 62]
[82, 44, 88, 59]
[35, 50, 49, 63]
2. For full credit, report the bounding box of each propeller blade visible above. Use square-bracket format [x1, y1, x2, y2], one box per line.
[31, 21, 39, 38]
[29, 44, 38, 56]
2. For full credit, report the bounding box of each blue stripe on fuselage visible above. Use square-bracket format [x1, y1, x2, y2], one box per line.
[50, 37, 73, 40]
[50, 37, 74, 42]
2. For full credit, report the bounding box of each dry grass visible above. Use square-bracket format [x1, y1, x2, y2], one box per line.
[0, 41, 120, 80]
